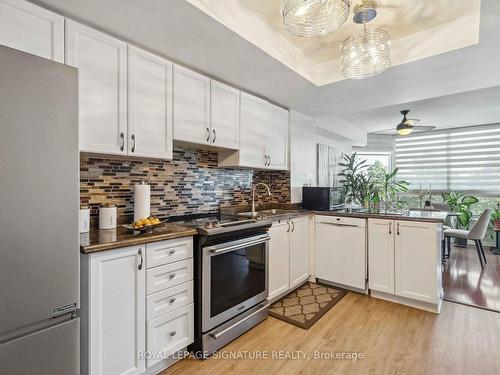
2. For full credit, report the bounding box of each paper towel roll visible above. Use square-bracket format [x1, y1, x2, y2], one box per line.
[134, 183, 150, 221]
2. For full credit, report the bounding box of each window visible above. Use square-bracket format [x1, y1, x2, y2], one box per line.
[357, 152, 391, 171]
[394, 124, 500, 194]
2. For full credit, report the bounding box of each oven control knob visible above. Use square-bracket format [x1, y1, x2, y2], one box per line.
[214, 220, 221, 228]
[205, 222, 213, 229]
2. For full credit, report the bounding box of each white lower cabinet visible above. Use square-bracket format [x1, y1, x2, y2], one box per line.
[81, 237, 194, 375]
[146, 305, 194, 367]
[314, 216, 367, 291]
[82, 245, 146, 375]
[368, 219, 442, 312]
[268, 216, 310, 301]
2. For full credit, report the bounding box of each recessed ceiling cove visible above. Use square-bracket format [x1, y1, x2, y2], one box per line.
[187, 0, 481, 86]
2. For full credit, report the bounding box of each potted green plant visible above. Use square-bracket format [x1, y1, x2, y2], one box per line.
[491, 208, 500, 230]
[338, 153, 369, 206]
[442, 192, 479, 247]
[368, 162, 408, 212]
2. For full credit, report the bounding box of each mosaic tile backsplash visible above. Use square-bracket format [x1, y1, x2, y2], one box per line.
[80, 147, 291, 220]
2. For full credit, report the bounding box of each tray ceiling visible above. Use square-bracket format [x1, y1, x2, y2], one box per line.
[187, 0, 481, 86]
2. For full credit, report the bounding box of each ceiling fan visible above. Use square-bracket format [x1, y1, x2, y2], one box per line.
[371, 110, 435, 136]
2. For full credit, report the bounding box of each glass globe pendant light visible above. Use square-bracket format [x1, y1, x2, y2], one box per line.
[282, 0, 351, 37]
[341, 1, 391, 79]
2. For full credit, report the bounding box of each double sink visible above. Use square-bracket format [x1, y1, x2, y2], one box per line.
[237, 209, 296, 219]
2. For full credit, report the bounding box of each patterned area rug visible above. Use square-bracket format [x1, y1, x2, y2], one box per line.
[269, 282, 347, 329]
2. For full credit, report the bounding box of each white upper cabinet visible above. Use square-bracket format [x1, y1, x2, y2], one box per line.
[210, 80, 240, 150]
[238, 92, 267, 168]
[219, 92, 289, 170]
[266, 103, 289, 170]
[128, 46, 173, 159]
[0, 0, 64, 62]
[173, 65, 211, 145]
[66, 20, 127, 155]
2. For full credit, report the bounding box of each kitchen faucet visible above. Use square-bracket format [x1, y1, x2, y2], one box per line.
[251, 183, 271, 212]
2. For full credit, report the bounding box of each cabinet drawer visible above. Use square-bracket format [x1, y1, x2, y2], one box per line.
[146, 237, 193, 269]
[315, 215, 366, 228]
[147, 259, 193, 295]
[146, 304, 194, 367]
[147, 281, 194, 321]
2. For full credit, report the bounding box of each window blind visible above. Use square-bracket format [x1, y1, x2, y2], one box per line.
[394, 124, 500, 194]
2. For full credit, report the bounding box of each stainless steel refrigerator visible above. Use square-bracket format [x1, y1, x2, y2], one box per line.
[0, 45, 80, 374]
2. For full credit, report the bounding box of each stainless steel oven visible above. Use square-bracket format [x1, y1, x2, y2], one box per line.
[202, 233, 269, 332]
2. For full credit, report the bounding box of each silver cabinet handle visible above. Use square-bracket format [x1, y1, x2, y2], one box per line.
[138, 249, 143, 270]
[212, 129, 216, 143]
[169, 249, 176, 255]
[210, 303, 269, 340]
[169, 297, 176, 304]
[291, 221, 295, 232]
[389, 222, 392, 234]
[169, 330, 176, 336]
[169, 273, 176, 279]
[119, 132, 125, 152]
[131, 134, 136, 153]
[206, 127, 211, 142]
[268, 156, 271, 166]
[320, 222, 359, 228]
[397, 222, 400, 235]
[287, 219, 290, 233]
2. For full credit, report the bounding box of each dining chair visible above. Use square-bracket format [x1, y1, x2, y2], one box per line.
[431, 203, 452, 261]
[444, 209, 492, 269]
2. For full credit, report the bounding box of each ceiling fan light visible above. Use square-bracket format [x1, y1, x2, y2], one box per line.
[282, 0, 350, 37]
[396, 123, 414, 136]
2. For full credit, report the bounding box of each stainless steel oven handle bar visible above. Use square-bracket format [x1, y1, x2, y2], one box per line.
[209, 302, 270, 339]
[205, 234, 270, 255]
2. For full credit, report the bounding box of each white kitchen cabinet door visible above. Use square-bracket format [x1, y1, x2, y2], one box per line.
[238, 92, 267, 169]
[146, 304, 194, 368]
[0, 0, 64, 62]
[173, 65, 211, 145]
[368, 219, 395, 294]
[289, 216, 310, 289]
[315, 216, 367, 290]
[66, 20, 127, 155]
[89, 246, 145, 375]
[266, 103, 289, 170]
[395, 220, 441, 304]
[268, 220, 290, 300]
[128, 46, 173, 159]
[210, 80, 240, 150]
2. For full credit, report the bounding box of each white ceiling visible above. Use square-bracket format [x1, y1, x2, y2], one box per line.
[187, 0, 481, 85]
[339, 86, 500, 133]
[31, 0, 500, 138]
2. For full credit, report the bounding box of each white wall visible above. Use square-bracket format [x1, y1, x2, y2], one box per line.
[290, 111, 360, 203]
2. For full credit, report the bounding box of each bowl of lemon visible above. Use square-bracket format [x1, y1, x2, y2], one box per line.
[123, 216, 163, 232]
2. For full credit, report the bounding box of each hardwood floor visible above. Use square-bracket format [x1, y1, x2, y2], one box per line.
[164, 293, 500, 375]
[443, 244, 500, 312]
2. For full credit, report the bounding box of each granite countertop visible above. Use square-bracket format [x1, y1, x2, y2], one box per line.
[222, 205, 448, 224]
[80, 223, 197, 254]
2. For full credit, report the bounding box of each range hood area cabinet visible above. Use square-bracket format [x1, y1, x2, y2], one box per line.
[172, 65, 240, 150]
[2, 0, 287, 168]
[218, 92, 289, 170]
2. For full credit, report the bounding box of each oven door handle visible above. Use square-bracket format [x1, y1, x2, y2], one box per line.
[205, 235, 270, 255]
[209, 302, 269, 339]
